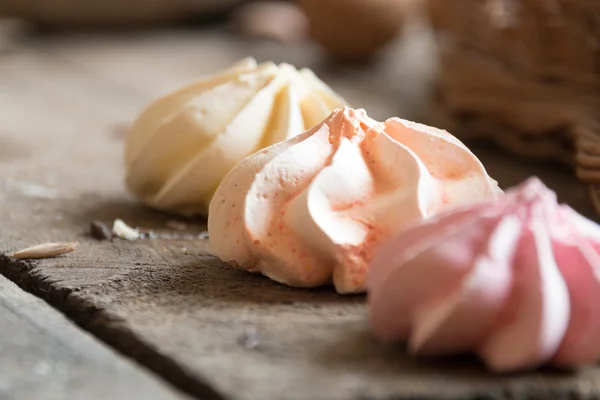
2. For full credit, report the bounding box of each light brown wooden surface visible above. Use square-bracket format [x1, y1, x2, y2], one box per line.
[1, 22, 599, 400]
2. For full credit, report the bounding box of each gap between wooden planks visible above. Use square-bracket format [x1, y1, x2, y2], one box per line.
[0, 273, 189, 400]
[1, 26, 600, 400]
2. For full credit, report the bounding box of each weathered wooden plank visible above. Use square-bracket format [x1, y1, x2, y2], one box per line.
[0, 275, 189, 400]
[1, 25, 600, 400]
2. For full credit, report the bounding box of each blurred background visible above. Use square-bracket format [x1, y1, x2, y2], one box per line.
[0, 0, 436, 122]
[0, 0, 598, 215]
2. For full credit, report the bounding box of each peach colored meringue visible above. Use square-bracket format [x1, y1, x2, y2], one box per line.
[208, 107, 501, 294]
[367, 177, 600, 372]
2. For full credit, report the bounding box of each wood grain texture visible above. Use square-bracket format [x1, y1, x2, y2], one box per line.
[0, 275, 189, 400]
[1, 23, 599, 400]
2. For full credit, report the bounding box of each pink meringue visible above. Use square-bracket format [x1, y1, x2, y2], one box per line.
[208, 107, 501, 294]
[367, 177, 600, 372]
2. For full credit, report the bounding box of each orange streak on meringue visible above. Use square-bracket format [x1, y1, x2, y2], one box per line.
[367, 177, 600, 372]
[209, 107, 501, 294]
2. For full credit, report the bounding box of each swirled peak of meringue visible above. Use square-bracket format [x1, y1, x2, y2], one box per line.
[124, 57, 346, 216]
[368, 176, 600, 372]
[208, 107, 501, 294]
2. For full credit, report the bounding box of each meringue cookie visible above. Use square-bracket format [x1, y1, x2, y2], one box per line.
[367, 177, 600, 372]
[208, 107, 501, 294]
[124, 57, 346, 216]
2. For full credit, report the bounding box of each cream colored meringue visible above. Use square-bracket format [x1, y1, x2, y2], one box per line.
[368, 177, 600, 372]
[208, 107, 501, 294]
[124, 57, 346, 216]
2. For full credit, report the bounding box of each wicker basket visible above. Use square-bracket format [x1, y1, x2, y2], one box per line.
[426, 0, 600, 211]
[0, 0, 243, 28]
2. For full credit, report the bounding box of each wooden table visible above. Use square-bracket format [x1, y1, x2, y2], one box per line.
[1, 20, 599, 400]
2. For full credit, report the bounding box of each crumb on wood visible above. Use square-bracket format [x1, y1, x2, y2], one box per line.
[237, 327, 261, 350]
[112, 219, 140, 241]
[90, 220, 112, 241]
[10, 241, 78, 260]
